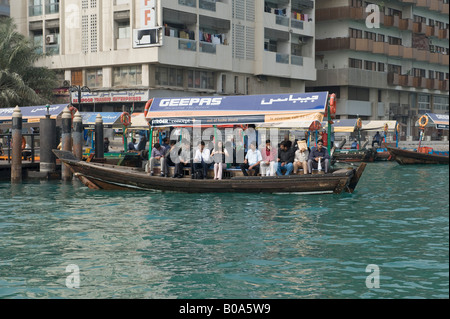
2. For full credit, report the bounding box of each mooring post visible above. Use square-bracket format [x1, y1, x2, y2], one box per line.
[94, 114, 104, 159]
[61, 107, 73, 181]
[39, 109, 57, 174]
[72, 111, 83, 160]
[11, 106, 22, 183]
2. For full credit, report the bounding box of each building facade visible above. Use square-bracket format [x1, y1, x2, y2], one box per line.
[11, 0, 316, 112]
[309, 0, 449, 138]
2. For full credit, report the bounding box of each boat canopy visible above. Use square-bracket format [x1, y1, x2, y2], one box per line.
[130, 113, 150, 129]
[0, 104, 67, 125]
[79, 112, 123, 128]
[415, 113, 449, 130]
[145, 92, 329, 127]
[361, 120, 398, 132]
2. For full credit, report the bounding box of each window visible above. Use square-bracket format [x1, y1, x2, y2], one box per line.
[388, 64, 402, 74]
[350, 28, 362, 39]
[377, 34, 385, 42]
[349, 58, 363, 69]
[155, 67, 184, 87]
[378, 62, 385, 72]
[118, 21, 130, 39]
[234, 76, 239, 94]
[413, 68, 426, 78]
[113, 65, 142, 86]
[348, 87, 370, 101]
[71, 70, 83, 86]
[388, 36, 402, 45]
[365, 60, 376, 71]
[86, 69, 103, 87]
[187, 70, 214, 90]
[364, 31, 376, 40]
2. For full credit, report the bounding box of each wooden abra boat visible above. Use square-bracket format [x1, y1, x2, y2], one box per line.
[333, 148, 377, 163]
[54, 150, 366, 194]
[387, 146, 449, 165]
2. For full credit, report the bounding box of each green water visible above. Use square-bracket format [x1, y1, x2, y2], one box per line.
[0, 162, 448, 299]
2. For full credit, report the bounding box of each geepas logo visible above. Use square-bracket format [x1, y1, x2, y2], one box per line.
[159, 98, 223, 107]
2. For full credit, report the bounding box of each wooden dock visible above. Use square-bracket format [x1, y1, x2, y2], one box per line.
[0, 160, 61, 181]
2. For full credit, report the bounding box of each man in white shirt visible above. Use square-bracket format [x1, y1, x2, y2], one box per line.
[240, 142, 262, 176]
[193, 140, 210, 179]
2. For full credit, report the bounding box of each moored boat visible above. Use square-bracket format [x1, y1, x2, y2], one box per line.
[387, 146, 449, 165]
[54, 150, 366, 194]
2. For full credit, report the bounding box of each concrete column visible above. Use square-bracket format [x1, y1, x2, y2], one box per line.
[61, 107, 73, 181]
[94, 114, 104, 159]
[72, 111, 83, 160]
[11, 106, 22, 183]
[39, 115, 57, 173]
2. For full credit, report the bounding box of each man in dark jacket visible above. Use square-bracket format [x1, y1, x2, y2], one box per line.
[308, 139, 330, 174]
[276, 141, 295, 176]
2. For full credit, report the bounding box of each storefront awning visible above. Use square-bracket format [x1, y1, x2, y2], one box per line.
[361, 120, 398, 132]
[0, 104, 67, 124]
[415, 113, 449, 130]
[79, 112, 123, 128]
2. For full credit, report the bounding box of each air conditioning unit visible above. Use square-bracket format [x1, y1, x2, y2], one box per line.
[46, 34, 56, 44]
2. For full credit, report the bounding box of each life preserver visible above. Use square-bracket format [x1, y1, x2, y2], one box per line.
[418, 115, 428, 128]
[121, 112, 131, 127]
[68, 105, 78, 119]
[396, 123, 401, 133]
[324, 93, 337, 119]
[21, 136, 26, 150]
[144, 99, 153, 117]
[309, 120, 322, 132]
[356, 118, 362, 129]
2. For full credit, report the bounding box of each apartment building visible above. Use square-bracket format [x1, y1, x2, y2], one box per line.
[0, 0, 10, 17]
[11, 0, 316, 112]
[309, 0, 449, 137]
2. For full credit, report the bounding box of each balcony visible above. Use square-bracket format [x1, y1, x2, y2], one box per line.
[355, 38, 373, 52]
[440, 54, 449, 66]
[439, 80, 449, 91]
[415, 49, 429, 62]
[413, 77, 427, 89]
[426, 78, 440, 90]
[403, 47, 414, 59]
[316, 6, 364, 21]
[399, 75, 413, 87]
[178, 0, 196, 8]
[388, 73, 400, 86]
[388, 45, 403, 57]
[438, 29, 449, 40]
[429, 52, 440, 64]
[413, 22, 426, 34]
[384, 15, 400, 28]
[443, 3, 449, 14]
[399, 19, 413, 31]
[372, 41, 388, 55]
[258, 51, 315, 81]
[416, 0, 430, 7]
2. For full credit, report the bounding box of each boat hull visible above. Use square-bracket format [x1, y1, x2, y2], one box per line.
[387, 147, 449, 165]
[54, 150, 366, 194]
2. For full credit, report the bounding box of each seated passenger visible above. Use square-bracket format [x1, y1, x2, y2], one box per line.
[351, 139, 358, 149]
[293, 140, 309, 175]
[260, 139, 277, 176]
[149, 143, 168, 177]
[276, 141, 295, 176]
[240, 142, 262, 176]
[128, 138, 137, 151]
[193, 141, 210, 179]
[307, 139, 330, 174]
[174, 140, 190, 178]
[211, 141, 229, 180]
